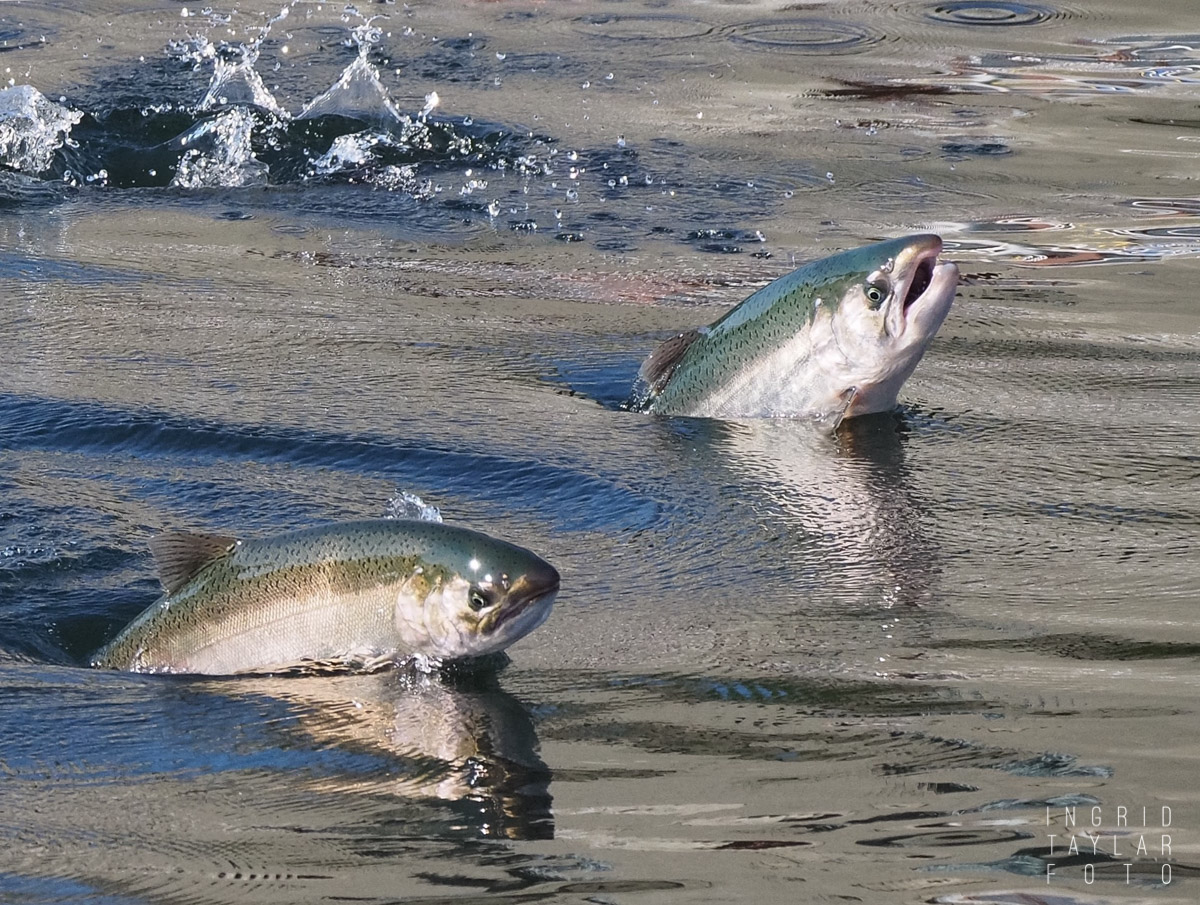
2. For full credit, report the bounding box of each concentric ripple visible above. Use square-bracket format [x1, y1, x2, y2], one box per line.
[722, 18, 882, 55]
[922, 1, 1059, 26]
[573, 13, 714, 41]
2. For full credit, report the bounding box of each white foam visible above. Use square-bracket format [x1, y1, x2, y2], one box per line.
[170, 107, 269, 188]
[0, 85, 81, 175]
[385, 491, 443, 523]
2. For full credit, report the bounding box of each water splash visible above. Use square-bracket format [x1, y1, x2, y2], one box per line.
[385, 491, 443, 523]
[198, 42, 290, 120]
[298, 20, 401, 124]
[169, 5, 291, 119]
[171, 107, 270, 188]
[310, 130, 390, 175]
[0, 85, 81, 175]
[0, 6, 604, 242]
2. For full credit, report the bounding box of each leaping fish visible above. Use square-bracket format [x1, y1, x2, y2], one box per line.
[91, 519, 560, 676]
[628, 234, 958, 421]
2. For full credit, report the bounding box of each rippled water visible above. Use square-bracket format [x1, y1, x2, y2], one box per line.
[1, 1, 1198, 903]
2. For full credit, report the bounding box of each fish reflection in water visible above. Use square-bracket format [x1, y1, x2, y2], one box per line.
[221, 666, 553, 840]
[701, 413, 938, 609]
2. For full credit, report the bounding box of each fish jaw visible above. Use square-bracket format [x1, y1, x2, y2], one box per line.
[485, 567, 560, 648]
[884, 234, 957, 348]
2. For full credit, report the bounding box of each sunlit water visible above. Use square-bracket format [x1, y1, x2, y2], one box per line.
[1, 1, 1198, 903]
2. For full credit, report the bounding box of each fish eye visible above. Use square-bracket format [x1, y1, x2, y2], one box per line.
[864, 277, 890, 308]
[467, 586, 493, 612]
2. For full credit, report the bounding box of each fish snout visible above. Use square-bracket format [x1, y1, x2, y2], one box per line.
[485, 558, 559, 638]
[517, 558, 561, 606]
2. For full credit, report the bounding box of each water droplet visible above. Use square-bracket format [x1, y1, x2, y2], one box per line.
[581, 80, 590, 89]
[616, 134, 626, 148]
[825, 171, 835, 182]
[495, 52, 506, 61]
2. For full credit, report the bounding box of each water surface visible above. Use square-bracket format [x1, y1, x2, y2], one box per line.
[1, 1, 1198, 903]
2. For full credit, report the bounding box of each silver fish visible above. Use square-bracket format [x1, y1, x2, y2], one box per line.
[91, 519, 560, 675]
[629, 234, 958, 420]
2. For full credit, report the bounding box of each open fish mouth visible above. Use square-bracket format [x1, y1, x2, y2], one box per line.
[892, 235, 958, 339]
[903, 255, 935, 312]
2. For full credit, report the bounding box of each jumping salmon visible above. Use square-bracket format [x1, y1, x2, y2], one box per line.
[91, 519, 560, 675]
[628, 234, 958, 420]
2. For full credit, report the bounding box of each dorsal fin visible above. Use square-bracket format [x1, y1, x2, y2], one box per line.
[149, 531, 238, 594]
[638, 328, 704, 395]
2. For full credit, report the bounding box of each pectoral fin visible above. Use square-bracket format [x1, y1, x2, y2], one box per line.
[149, 531, 238, 594]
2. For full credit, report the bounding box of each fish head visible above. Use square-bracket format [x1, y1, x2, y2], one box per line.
[811, 234, 958, 417]
[400, 524, 560, 661]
